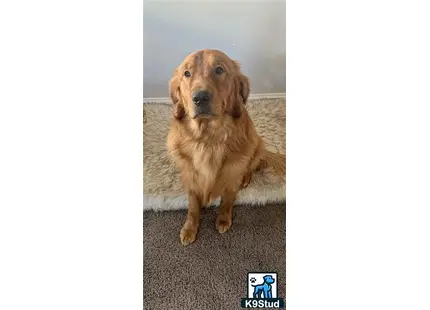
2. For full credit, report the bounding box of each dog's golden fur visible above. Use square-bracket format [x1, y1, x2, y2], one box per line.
[167, 49, 285, 245]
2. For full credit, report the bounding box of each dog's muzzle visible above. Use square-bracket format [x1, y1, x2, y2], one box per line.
[192, 89, 214, 118]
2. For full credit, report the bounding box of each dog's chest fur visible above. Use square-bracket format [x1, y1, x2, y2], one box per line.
[183, 137, 229, 202]
[179, 119, 241, 203]
[191, 142, 224, 180]
[168, 116, 254, 205]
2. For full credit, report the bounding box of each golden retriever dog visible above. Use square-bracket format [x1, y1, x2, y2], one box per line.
[167, 49, 285, 246]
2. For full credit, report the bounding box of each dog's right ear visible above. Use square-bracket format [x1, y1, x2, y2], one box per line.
[168, 75, 185, 120]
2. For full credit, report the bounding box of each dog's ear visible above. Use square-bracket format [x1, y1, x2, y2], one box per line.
[168, 75, 185, 120]
[237, 73, 250, 104]
[229, 73, 250, 118]
[234, 61, 250, 103]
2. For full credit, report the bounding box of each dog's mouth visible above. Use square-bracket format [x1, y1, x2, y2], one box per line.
[192, 112, 216, 119]
[192, 107, 216, 119]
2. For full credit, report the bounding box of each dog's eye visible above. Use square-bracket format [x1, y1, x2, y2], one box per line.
[184, 71, 191, 78]
[215, 67, 224, 75]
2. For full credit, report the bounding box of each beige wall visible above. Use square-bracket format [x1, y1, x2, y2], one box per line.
[143, 0, 286, 97]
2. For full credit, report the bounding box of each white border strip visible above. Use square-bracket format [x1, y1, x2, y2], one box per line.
[143, 93, 286, 103]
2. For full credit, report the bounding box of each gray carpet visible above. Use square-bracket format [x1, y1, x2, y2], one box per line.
[143, 203, 286, 310]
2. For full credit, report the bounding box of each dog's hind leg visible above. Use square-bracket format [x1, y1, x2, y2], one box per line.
[240, 171, 252, 189]
[241, 141, 265, 189]
[180, 191, 201, 246]
[252, 287, 261, 298]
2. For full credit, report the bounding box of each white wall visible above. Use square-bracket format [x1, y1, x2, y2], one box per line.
[143, 0, 286, 97]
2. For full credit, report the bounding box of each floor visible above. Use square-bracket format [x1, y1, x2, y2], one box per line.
[143, 203, 286, 310]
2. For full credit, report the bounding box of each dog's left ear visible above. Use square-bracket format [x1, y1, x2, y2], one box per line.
[230, 73, 250, 118]
[237, 73, 250, 104]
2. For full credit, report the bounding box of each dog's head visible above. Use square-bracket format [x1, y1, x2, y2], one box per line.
[263, 275, 275, 284]
[168, 49, 250, 120]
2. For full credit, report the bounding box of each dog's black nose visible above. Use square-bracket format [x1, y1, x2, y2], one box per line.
[192, 90, 212, 106]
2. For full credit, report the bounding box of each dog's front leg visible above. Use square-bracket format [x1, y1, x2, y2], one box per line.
[180, 191, 201, 246]
[216, 189, 238, 234]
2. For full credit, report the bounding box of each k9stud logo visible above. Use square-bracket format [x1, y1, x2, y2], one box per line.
[241, 272, 284, 308]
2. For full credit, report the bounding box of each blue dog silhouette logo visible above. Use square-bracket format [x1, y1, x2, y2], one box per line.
[251, 274, 275, 298]
[241, 272, 284, 308]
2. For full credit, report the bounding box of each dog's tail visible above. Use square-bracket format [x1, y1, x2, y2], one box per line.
[260, 150, 286, 177]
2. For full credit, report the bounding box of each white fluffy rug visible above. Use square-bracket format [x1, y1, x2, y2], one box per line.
[143, 98, 286, 211]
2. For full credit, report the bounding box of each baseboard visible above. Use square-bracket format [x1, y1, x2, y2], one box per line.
[143, 93, 285, 104]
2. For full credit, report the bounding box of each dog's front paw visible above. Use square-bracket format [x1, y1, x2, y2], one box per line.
[180, 226, 197, 246]
[216, 215, 232, 234]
